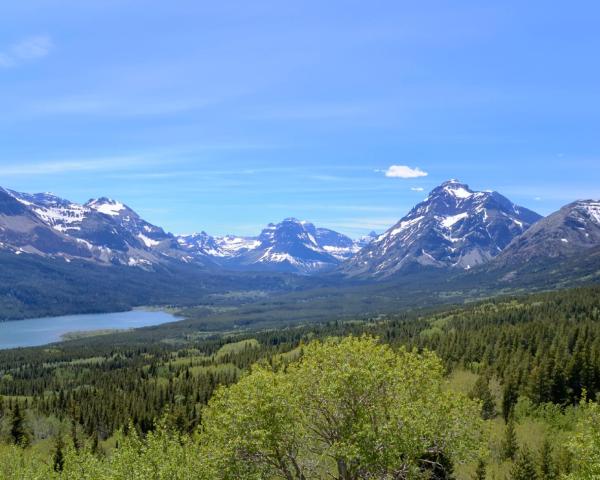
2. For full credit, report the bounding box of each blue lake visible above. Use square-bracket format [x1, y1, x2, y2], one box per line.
[0, 310, 179, 349]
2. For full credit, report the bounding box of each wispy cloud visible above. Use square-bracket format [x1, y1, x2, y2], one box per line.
[325, 217, 398, 233]
[0, 35, 53, 68]
[0, 155, 149, 176]
[410, 187, 424, 191]
[28, 95, 213, 117]
[379, 165, 428, 178]
[252, 101, 380, 120]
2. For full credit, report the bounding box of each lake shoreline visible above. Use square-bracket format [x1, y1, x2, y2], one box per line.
[0, 309, 181, 350]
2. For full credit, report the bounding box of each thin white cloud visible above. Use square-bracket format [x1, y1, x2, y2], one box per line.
[0, 35, 52, 68]
[252, 101, 382, 120]
[325, 217, 399, 232]
[0, 155, 148, 176]
[381, 165, 428, 178]
[28, 95, 213, 117]
[411, 187, 424, 192]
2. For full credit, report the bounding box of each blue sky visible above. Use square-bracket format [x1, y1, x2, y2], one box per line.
[1, 1, 599, 237]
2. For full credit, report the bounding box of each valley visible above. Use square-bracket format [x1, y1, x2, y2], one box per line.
[1, 179, 600, 325]
[2, 179, 600, 478]
[3, 3, 599, 477]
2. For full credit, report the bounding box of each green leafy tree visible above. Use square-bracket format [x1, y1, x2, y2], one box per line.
[511, 446, 537, 480]
[200, 336, 484, 480]
[563, 400, 600, 479]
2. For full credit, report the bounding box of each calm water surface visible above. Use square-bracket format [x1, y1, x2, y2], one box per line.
[0, 310, 179, 349]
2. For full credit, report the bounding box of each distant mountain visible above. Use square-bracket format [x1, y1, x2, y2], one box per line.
[492, 199, 600, 266]
[341, 180, 542, 278]
[3, 189, 211, 268]
[2, 185, 371, 274]
[356, 231, 378, 248]
[0, 188, 91, 258]
[14, 183, 600, 282]
[177, 219, 363, 273]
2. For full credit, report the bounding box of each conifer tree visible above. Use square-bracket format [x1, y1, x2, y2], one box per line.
[502, 380, 518, 422]
[71, 420, 81, 452]
[472, 458, 486, 480]
[538, 438, 558, 480]
[511, 446, 538, 480]
[502, 416, 518, 461]
[470, 375, 496, 419]
[52, 434, 65, 472]
[10, 403, 30, 447]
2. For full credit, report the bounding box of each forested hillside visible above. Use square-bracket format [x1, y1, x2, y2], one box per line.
[0, 286, 599, 477]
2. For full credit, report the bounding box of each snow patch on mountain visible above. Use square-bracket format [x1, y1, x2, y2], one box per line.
[441, 212, 469, 228]
[341, 179, 542, 278]
[138, 233, 160, 247]
[87, 198, 126, 216]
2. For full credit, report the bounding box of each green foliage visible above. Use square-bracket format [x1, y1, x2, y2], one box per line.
[510, 446, 538, 480]
[9, 403, 30, 448]
[470, 375, 496, 420]
[502, 417, 518, 461]
[0, 285, 599, 477]
[563, 399, 600, 479]
[537, 437, 557, 480]
[0, 416, 206, 479]
[53, 434, 66, 472]
[200, 336, 484, 479]
[472, 459, 486, 480]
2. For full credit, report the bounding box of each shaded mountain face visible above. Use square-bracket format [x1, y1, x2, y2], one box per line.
[0, 189, 91, 258]
[493, 200, 600, 265]
[3, 189, 204, 268]
[238, 218, 341, 273]
[3, 186, 365, 274]
[177, 219, 362, 273]
[341, 180, 542, 278]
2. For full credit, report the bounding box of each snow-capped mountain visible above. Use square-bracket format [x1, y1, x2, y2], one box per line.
[15, 181, 595, 279]
[176, 219, 363, 273]
[216, 235, 262, 256]
[234, 218, 341, 273]
[3, 189, 205, 268]
[341, 180, 542, 278]
[493, 199, 600, 265]
[1, 185, 367, 273]
[0, 188, 92, 259]
[177, 231, 228, 258]
[356, 231, 378, 248]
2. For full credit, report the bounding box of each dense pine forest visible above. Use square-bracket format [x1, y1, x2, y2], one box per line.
[0, 285, 600, 478]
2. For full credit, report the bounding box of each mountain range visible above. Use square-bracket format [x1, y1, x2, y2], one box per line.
[1, 181, 599, 280]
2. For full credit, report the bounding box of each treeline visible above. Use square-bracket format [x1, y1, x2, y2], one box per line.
[409, 286, 600, 409]
[0, 250, 304, 320]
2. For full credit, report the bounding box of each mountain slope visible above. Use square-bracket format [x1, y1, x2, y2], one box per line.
[0, 189, 92, 258]
[178, 219, 362, 273]
[5, 189, 209, 268]
[341, 180, 542, 278]
[492, 199, 600, 266]
[225, 218, 341, 273]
